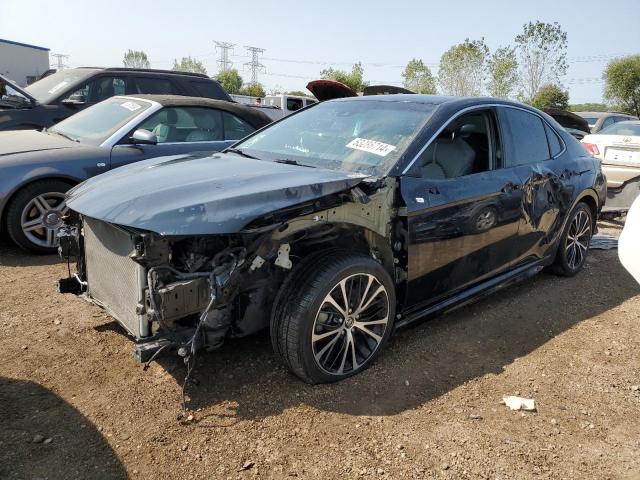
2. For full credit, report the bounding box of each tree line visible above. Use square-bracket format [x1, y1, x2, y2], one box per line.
[310, 21, 639, 116]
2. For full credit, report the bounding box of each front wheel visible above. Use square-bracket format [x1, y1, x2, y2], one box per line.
[272, 253, 396, 384]
[5, 180, 72, 254]
[552, 202, 593, 276]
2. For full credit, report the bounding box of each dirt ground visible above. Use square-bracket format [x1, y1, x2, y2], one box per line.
[1, 221, 639, 480]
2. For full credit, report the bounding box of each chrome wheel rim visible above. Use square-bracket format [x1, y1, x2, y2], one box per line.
[565, 209, 591, 270]
[20, 192, 68, 248]
[312, 273, 389, 376]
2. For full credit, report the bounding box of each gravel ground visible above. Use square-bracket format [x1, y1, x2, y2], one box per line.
[1, 221, 639, 480]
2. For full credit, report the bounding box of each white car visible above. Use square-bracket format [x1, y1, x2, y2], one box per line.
[582, 121, 640, 189]
[619, 195, 640, 284]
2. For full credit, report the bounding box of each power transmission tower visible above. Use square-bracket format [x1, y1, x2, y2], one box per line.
[50, 53, 70, 70]
[243, 46, 265, 84]
[214, 41, 235, 71]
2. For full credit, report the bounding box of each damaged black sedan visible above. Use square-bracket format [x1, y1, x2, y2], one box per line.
[58, 95, 606, 384]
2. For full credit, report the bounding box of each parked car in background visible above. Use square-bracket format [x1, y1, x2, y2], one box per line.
[542, 108, 590, 140]
[305, 79, 359, 100]
[0, 94, 271, 252]
[305, 80, 415, 101]
[263, 94, 317, 112]
[619, 194, 640, 285]
[230, 94, 318, 121]
[0, 68, 232, 131]
[582, 120, 640, 212]
[575, 111, 638, 133]
[57, 95, 605, 384]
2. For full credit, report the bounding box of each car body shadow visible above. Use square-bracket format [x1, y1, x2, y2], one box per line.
[0, 377, 128, 479]
[148, 251, 639, 422]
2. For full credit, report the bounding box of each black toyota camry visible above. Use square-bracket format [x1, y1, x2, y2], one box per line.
[58, 95, 606, 384]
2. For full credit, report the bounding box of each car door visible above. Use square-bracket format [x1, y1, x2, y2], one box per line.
[109, 106, 237, 170]
[498, 106, 569, 265]
[401, 108, 525, 308]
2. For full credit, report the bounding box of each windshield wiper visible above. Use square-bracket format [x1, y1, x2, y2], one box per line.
[273, 158, 316, 168]
[227, 147, 259, 159]
[47, 129, 79, 142]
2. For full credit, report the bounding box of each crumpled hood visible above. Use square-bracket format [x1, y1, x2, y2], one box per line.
[66, 152, 368, 235]
[0, 130, 78, 157]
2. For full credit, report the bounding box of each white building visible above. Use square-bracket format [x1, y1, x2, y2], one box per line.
[0, 38, 50, 86]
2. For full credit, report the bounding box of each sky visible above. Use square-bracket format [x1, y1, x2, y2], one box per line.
[2, 0, 639, 103]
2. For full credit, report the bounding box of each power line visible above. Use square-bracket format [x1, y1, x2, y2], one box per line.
[244, 45, 266, 84]
[214, 41, 235, 71]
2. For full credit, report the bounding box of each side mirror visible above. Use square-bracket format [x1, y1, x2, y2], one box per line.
[131, 129, 158, 145]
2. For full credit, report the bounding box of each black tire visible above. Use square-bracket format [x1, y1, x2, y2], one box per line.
[5, 179, 72, 254]
[551, 202, 593, 277]
[272, 252, 396, 384]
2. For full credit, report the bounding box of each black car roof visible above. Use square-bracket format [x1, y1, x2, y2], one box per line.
[75, 67, 209, 79]
[333, 94, 552, 119]
[123, 94, 272, 128]
[333, 94, 529, 108]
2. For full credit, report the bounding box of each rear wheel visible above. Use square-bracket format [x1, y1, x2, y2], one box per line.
[552, 202, 593, 276]
[5, 180, 72, 254]
[272, 253, 395, 384]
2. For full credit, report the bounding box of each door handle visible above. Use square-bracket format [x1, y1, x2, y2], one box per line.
[501, 181, 521, 193]
[560, 169, 573, 179]
[428, 187, 440, 195]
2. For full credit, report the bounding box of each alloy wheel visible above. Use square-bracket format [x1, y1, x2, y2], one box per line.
[565, 209, 591, 270]
[312, 273, 390, 375]
[475, 209, 496, 231]
[20, 192, 68, 249]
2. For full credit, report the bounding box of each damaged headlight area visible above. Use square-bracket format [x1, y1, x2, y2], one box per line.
[57, 215, 288, 364]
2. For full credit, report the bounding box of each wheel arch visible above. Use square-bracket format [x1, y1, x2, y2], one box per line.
[270, 220, 396, 277]
[572, 188, 600, 230]
[1, 175, 80, 230]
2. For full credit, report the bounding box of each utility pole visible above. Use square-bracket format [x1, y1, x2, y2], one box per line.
[214, 41, 235, 72]
[243, 46, 265, 84]
[50, 53, 70, 70]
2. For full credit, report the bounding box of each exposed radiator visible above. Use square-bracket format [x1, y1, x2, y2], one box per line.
[83, 217, 149, 338]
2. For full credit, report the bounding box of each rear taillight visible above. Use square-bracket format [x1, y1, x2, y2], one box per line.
[582, 142, 600, 156]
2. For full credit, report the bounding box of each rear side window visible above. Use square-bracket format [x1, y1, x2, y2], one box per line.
[222, 111, 255, 140]
[500, 107, 549, 166]
[189, 80, 228, 100]
[133, 77, 180, 95]
[544, 123, 563, 157]
[601, 116, 615, 130]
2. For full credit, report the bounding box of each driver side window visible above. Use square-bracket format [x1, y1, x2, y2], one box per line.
[137, 107, 224, 143]
[418, 110, 498, 179]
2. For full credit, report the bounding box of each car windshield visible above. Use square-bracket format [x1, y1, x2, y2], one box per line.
[583, 117, 599, 125]
[24, 69, 95, 103]
[48, 97, 152, 146]
[599, 122, 640, 136]
[0, 77, 32, 108]
[235, 99, 437, 176]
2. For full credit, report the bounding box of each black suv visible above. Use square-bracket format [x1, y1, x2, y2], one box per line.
[0, 68, 232, 131]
